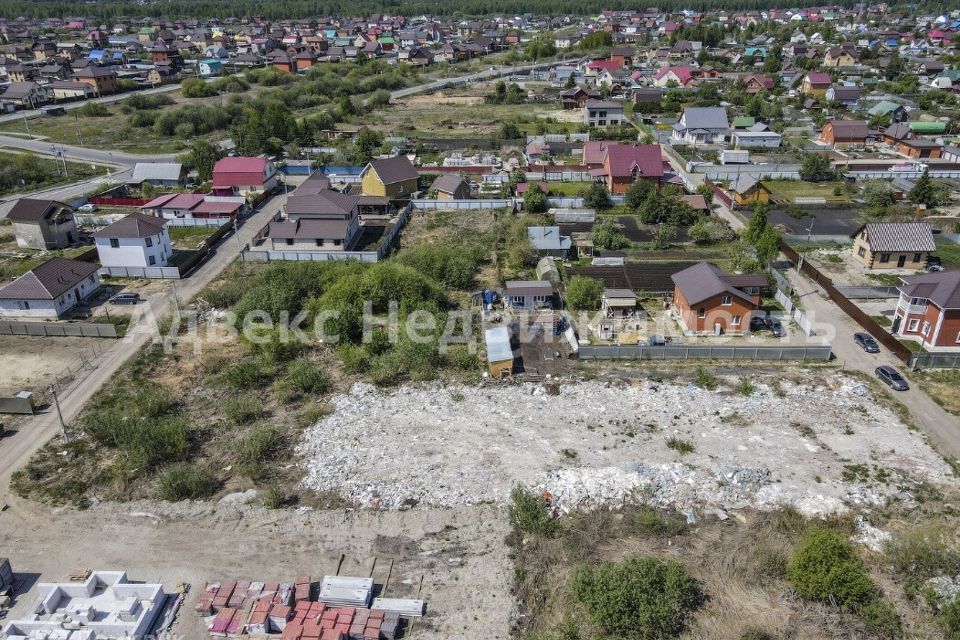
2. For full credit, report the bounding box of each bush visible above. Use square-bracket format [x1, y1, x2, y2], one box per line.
[859, 599, 903, 639]
[285, 358, 331, 395]
[509, 487, 557, 537]
[395, 244, 484, 290]
[633, 505, 688, 537]
[694, 367, 717, 390]
[666, 437, 694, 455]
[158, 463, 215, 501]
[941, 599, 960, 639]
[224, 395, 264, 425]
[565, 276, 603, 311]
[78, 102, 109, 117]
[120, 93, 174, 112]
[233, 424, 280, 479]
[181, 77, 218, 98]
[444, 345, 478, 371]
[887, 525, 960, 595]
[787, 527, 877, 608]
[573, 556, 704, 640]
[592, 219, 629, 250]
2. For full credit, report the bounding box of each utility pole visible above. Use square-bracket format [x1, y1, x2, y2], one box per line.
[234, 218, 243, 259]
[48, 386, 68, 442]
[22, 110, 30, 137]
[75, 113, 84, 146]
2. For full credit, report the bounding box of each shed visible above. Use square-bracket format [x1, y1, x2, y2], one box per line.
[484, 326, 513, 378]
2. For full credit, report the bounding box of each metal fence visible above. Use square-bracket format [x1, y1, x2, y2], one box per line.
[411, 199, 513, 210]
[578, 344, 832, 361]
[835, 286, 900, 299]
[0, 321, 118, 338]
[243, 250, 381, 263]
[166, 217, 232, 227]
[99, 265, 182, 279]
[910, 353, 960, 369]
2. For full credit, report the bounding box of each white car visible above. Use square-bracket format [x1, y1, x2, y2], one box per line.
[78, 203, 98, 212]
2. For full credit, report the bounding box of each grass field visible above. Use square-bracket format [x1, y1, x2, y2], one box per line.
[546, 181, 592, 196]
[0, 151, 109, 197]
[0, 244, 94, 279]
[765, 179, 851, 205]
[914, 369, 960, 414]
[935, 236, 960, 268]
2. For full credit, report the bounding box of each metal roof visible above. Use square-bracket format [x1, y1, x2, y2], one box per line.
[857, 222, 936, 253]
[0, 257, 99, 300]
[484, 326, 513, 364]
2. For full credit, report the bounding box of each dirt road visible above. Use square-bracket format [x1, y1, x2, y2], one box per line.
[0, 195, 284, 493]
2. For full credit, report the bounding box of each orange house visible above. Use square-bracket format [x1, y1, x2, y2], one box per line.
[893, 271, 960, 351]
[671, 262, 765, 335]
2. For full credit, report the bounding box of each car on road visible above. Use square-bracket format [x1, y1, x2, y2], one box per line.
[764, 316, 785, 337]
[854, 332, 880, 353]
[109, 292, 141, 305]
[875, 365, 909, 391]
[78, 203, 98, 212]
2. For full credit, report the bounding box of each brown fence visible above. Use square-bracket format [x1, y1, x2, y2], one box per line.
[88, 196, 149, 206]
[704, 176, 734, 209]
[780, 242, 913, 364]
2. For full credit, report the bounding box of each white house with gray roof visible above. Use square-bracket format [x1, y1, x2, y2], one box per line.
[93, 213, 172, 271]
[0, 257, 100, 318]
[671, 107, 730, 145]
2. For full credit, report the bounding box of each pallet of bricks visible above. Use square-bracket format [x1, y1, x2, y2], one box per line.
[196, 574, 420, 640]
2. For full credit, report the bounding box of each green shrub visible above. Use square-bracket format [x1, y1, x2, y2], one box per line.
[395, 244, 484, 290]
[859, 599, 903, 639]
[573, 556, 704, 640]
[201, 279, 247, 309]
[224, 396, 264, 425]
[444, 345, 478, 371]
[509, 487, 557, 537]
[694, 367, 717, 390]
[887, 525, 960, 595]
[666, 437, 694, 455]
[233, 424, 280, 479]
[285, 358, 331, 395]
[786, 527, 877, 608]
[79, 102, 109, 117]
[181, 77, 218, 97]
[158, 463, 215, 501]
[337, 344, 370, 374]
[218, 361, 264, 389]
[738, 379, 755, 396]
[940, 599, 960, 639]
[565, 276, 603, 311]
[633, 506, 688, 537]
[264, 481, 284, 508]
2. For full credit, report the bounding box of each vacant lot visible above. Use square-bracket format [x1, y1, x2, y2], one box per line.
[0, 334, 108, 395]
[766, 179, 852, 205]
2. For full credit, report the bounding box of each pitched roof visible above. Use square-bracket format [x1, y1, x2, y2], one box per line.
[603, 143, 664, 180]
[899, 271, 960, 310]
[671, 261, 765, 306]
[0, 257, 99, 300]
[805, 72, 832, 84]
[527, 226, 571, 251]
[366, 155, 418, 185]
[7, 198, 70, 223]
[286, 189, 357, 216]
[855, 222, 936, 252]
[130, 162, 183, 183]
[826, 119, 870, 140]
[430, 173, 468, 194]
[92, 213, 168, 239]
[213, 156, 269, 174]
[268, 217, 350, 240]
[680, 106, 729, 130]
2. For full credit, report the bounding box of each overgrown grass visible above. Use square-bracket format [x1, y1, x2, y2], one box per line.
[666, 437, 695, 455]
[694, 367, 717, 390]
[158, 463, 216, 501]
[510, 486, 558, 538]
[233, 424, 281, 480]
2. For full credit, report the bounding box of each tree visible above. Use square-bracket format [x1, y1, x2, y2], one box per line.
[799, 154, 835, 182]
[565, 276, 603, 310]
[565, 74, 576, 89]
[909, 169, 948, 208]
[355, 128, 383, 163]
[523, 184, 548, 213]
[652, 224, 677, 249]
[695, 183, 714, 205]
[754, 225, 782, 265]
[185, 141, 223, 182]
[583, 181, 611, 209]
[689, 219, 734, 244]
[592, 219, 628, 250]
[862, 181, 896, 218]
[625, 180, 656, 209]
[745, 201, 769, 244]
[499, 122, 522, 140]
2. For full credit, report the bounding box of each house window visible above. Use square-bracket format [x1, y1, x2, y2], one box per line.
[858, 246, 866, 257]
[109, 238, 119, 248]
[698, 308, 706, 318]
[721, 294, 732, 305]
[145, 237, 153, 247]
[148, 255, 156, 266]
[334, 239, 342, 246]
[913, 253, 922, 262]
[511, 296, 523, 305]
[908, 319, 920, 332]
[286, 238, 294, 246]
[922, 321, 931, 336]
[731, 315, 742, 326]
[879, 253, 890, 263]
[956, 330, 960, 344]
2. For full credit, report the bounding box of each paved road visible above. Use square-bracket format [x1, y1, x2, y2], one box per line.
[783, 265, 960, 459]
[0, 194, 284, 493]
[0, 134, 174, 166]
[0, 168, 133, 218]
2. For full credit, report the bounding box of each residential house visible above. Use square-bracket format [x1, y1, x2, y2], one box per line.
[898, 139, 943, 159]
[802, 72, 832, 97]
[823, 47, 857, 67]
[2, 81, 49, 108]
[825, 85, 861, 107]
[7, 198, 78, 250]
[47, 80, 96, 100]
[484, 325, 514, 378]
[270, 179, 361, 251]
[892, 270, 960, 351]
[731, 130, 782, 148]
[671, 261, 765, 335]
[360, 155, 419, 198]
[671, 107, 729, 145]
[729, 175, 772, 206]
[211, 156, 279, 196]
[653, 66, 698, 88]
[197, 58, 223, 77]
[129, 162, 186, 189]
[851, 222, 935, 269]
[559, 86, 600, 109]
[505, 280, 554, 311]
[868, 100, 907, 123]
[0, 257, 101, 318]
[592, 143, 665, 194]
[583, 99, 624, 128]
[739, 72, 775, 93]
[527, 226, 572, 258]
[141, 193, 244, 219]
[71, 65, 118, 94]
[93, 213, 173, 270]
[430, 174, 471, 200]
[820, 120, 871, 148]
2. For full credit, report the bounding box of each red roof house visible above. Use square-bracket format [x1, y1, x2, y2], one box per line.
[594, 143, 665, 193]
[211, 157, 279, 196]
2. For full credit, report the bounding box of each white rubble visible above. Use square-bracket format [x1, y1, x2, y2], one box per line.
[297, 376, 954, 513]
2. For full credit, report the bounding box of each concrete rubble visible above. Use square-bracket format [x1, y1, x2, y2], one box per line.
[297, 376, 954, 516]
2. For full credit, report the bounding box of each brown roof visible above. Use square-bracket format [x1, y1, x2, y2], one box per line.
[671, 262, 765, 306]
[0, 257, 98, 300]
[365, 155, 418, 185]
[92, 213, 167, 239]
[900, 271, 960, 310]
[826, 119, 870, 140]
[286, 189, 357, 216]
[7, 198, 70, 223]
[430, 174, 468, 195]
[268, 218, 350, 240]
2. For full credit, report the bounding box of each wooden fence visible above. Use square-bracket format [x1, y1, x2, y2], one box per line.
[704, 176, 734, 208]
[780, 242, 913, 364]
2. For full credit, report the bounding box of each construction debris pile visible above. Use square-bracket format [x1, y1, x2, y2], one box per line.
[298, 377, 953, 516]
[198, 575, 425, 640]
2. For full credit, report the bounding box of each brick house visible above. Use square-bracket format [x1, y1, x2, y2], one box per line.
[820, 120, 871, 148]
[71, 65, 118, 94]
[593, 143, 665, 194]
[671, 262, 765, 335]
[892, 271, 960, 351]
[851, 222, 935, 270]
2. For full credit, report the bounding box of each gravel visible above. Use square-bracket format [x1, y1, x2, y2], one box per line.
[297, 375, 953, 516]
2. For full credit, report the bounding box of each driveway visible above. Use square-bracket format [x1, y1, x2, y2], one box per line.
[0, 193, 286, 495]
[783, 265, 960, 459]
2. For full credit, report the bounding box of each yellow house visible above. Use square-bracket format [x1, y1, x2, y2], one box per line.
[360, 156, 419, 198]
[823, 48, 856, 67]
[851, 222, 935, 270]
[729, 176, 772, 206]
[484, 326, 513, 378]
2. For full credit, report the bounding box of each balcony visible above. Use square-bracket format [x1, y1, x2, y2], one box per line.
[897, 298, 928, 315]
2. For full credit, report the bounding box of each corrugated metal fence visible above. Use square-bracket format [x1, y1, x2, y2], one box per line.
[0, 321, 117, 338]
[579, 344, 832, 361]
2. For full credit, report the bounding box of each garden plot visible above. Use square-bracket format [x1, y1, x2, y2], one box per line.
[298, 375, 953, 515]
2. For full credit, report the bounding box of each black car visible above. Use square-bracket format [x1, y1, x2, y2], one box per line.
[749, 316, 767, 332]
[764, 316, 785, 337]
[854, 332, 880, 353]
[875, 365, 909, 391]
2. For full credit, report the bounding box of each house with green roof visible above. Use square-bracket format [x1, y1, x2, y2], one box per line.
[868, 100, 906, 122]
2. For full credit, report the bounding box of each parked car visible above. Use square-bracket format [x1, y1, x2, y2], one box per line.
[109, 292, 141, 305]
[78, 203, 98, 212]
[854, 332, 880, 353]
[875, 365, 909, 391]
[927, 256, 943, 272]
[749, 316, 767, 332]
[764, 316, 785, 337]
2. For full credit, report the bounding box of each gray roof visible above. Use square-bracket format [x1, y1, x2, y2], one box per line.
[7, 198, 70, 223]
[268, 217, 350, 240]
[366, 155, 418, 185]
[286, 189, 357, 217]
[730, 175, 760, 194]
[505, 280, 554, 296]
[0, 257, 98, 300]
[584, 99, 623, 110]
[484, 326, 513, 364]
[671, 262, 766, 306]
[130, 162, 183, 183]
[527, 226, 571, 252]
[92, 213, 167, 239]
[856, 222, 935, 252]
[899, 271, 960, 310]
[680, 107, 729, 130]
[430, 174, 468, 195]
